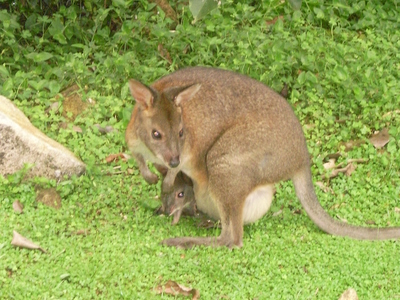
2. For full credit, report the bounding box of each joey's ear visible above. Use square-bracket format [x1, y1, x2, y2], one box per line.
[175, 84, 201, 106]
[128, 79, 154, 109]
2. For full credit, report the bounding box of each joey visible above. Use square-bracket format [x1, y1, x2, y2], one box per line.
[160, 171, 196, 225]
[126, 66, 400, 248]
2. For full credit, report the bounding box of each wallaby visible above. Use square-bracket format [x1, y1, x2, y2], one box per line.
[160, 171, 196, 225]
[126, 66, 400, 248]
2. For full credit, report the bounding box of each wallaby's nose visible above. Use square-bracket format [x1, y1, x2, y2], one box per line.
[169, 156, 180, 168]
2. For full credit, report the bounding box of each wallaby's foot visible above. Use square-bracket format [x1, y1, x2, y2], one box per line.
[161, 236, 242, 249]
[142, 172, 159, 185]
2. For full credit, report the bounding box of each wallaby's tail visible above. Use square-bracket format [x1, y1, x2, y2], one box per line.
[292, 167, 400, 240]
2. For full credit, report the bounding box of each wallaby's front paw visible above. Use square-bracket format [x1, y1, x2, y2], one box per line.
[143, 173, 159, 185]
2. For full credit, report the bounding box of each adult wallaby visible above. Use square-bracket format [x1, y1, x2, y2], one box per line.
[126, 66, 400, 248]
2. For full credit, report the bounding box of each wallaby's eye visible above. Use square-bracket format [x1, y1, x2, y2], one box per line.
[179, 129, 184, 137]
[152, 130, 162, 140]
[177, 191, 184, 198]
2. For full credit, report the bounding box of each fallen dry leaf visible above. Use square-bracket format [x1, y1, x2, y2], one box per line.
[322, 164, 350, 179]
[94, 124, 116, 134]
[11, 231, 46, 253]
[272, 209, 283, 217]
[323, 158, 337, 170]
[45, 102, 60, 114]
[338, 288, 358, 300]
[336, 215, 348, 223]
[266, 15, 284, 25]
[344, 163, 356, 176]
[369, 128, 390, 149]
[71, 229, 90, 236]
[158, 43, 173, 64]
[72, 125, 83, 133]
[339, 139, 365, 152]
[12, 200, 24, 213]
[155, 280, 199, 299]
[382, 110, 400, 118]
[315, 181, 334, 194]
[105, 153, 129, 163]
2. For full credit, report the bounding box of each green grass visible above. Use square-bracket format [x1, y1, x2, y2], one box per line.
[1, 0, 400, 298]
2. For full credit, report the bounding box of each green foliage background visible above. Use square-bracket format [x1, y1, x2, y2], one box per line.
[1, 0, 400, 298]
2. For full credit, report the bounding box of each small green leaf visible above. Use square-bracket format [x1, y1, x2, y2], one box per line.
[0, 65, 10, 78]
[335, 66, 348, 81]
[288, 0, 302, 10]
[25, 52, 54, 62]
[189, 0, 219, 23]
[313, 8, 325, 19]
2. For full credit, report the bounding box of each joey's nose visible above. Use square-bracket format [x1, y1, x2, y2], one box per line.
[169, 156, 180, 168]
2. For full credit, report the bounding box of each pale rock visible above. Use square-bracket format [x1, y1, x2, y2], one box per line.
[338, 288, 358, 300]
[0, 95, 85, 179]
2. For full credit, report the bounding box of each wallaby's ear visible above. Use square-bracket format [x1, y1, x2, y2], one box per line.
[128, 79, 154, 109]
[175, 84, 201, 106]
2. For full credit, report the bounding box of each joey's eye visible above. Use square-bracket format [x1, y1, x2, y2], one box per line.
[152, 130, 162, 140]
[179, 129, 183, 137]
[177, 191, 184, 198]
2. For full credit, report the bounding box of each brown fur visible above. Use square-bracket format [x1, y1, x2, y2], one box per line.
[126, 67, 400, 248]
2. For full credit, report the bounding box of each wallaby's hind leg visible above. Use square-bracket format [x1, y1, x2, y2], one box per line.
[162, 128, 263, 248]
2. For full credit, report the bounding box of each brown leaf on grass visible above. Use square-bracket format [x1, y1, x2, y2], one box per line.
[45, 102, 60, 114]
[315, 181, 334, 194]
[266, 15, 284, 25]
[338, 288, 358, 300]
[11, 231, 46, 253]
[71, 229, 90, 236]
[345, 163, 356, 176]
[150, 0, 178, 23]
[339, 139, 365, 152]
[158, 43, 172, 64]
[72, 125, 83, 133]
[323, 164, 352, 179]
[94, 124, 116, 134]
[272, 209, 283, 217]
[12, 200, 24, 213]
[323, 158, 337, 170]
[369, 128, 390, 149]
[336, 215, 348, 223]
[155, 280, 200, 299]
[105, 153, 129, 163]
[382, 110, 400, 118]
[322, 160, 363, 179]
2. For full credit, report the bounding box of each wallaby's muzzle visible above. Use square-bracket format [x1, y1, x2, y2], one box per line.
[169, 156, 180, 168]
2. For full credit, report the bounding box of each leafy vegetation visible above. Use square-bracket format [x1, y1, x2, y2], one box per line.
[1, 0, 400, 298]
